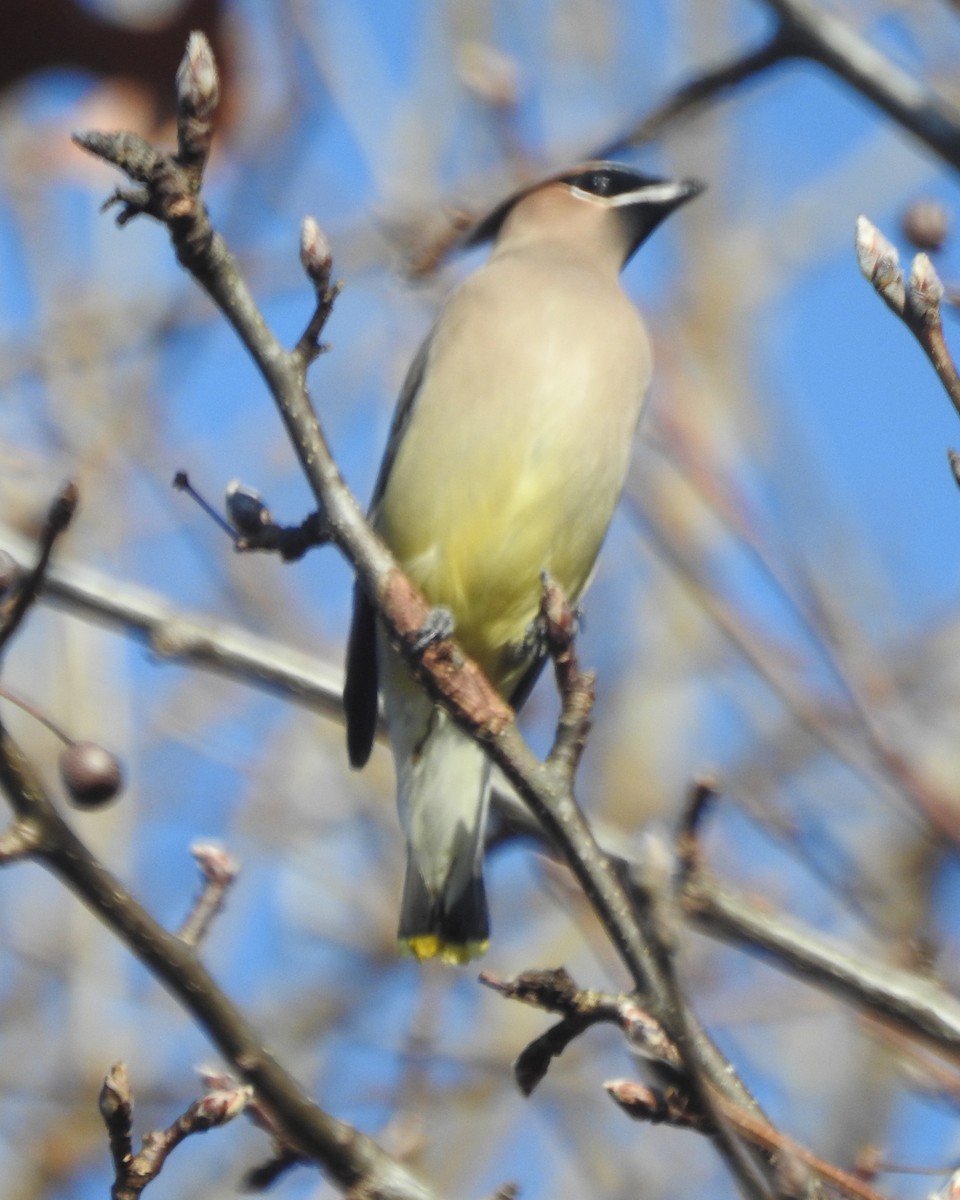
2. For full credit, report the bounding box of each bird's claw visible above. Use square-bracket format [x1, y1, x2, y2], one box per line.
[410, 605, 455, 654]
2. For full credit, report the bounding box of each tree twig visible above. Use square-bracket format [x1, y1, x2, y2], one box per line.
[101, 1060, 253, 1200]
[479, 966, 683, 1095]
[177, 842, 240, 948]
[592, 28, 793, 159]
[0, 482, 77, 656]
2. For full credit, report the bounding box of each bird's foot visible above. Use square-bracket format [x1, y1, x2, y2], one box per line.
[505, 615, 548, 668]
[506, 606, 582, 670]
[510, 574, 583, 666]
[410, 605, 455, 654]
[539, 571, 583, 647]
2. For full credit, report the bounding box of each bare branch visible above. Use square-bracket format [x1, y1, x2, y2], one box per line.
[0, 523, 349, 725]
[538, 574, 595, 781]
[762, 0, 960, 173]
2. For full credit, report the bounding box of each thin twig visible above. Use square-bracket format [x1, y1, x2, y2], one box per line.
[0, 482, 77, 656]
[295, 216, 342, 365]
[479, 967, 683, 1095]
[592, 29, 793, 159]
[104, 1068, 253, 1200]
[622, 832, 781, 1200]
[177, 842, 240, 947]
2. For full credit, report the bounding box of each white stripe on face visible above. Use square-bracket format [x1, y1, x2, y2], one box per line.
[569, 181, 691, 207]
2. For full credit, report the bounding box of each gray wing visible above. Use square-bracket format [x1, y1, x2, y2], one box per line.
[368, 336, 431, 517]
[342, 336, 432, 767]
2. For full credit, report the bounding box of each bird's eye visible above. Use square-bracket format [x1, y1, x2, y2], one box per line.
[565, 164, 665, 199]
[567, 169, 612, 196]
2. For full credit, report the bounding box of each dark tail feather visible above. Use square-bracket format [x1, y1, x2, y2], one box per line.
[398, 852, 489, 965]
[343, 584, 379, 768]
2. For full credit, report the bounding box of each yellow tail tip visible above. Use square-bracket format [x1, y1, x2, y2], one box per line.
[401, 935, 489, 965]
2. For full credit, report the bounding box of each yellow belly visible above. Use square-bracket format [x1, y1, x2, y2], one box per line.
[376, 248, 650, 695]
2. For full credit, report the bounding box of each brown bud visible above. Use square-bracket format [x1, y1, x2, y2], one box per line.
[194, 1085, 252, 1126]
[603, 1078, 661, 1119]
[853, 1145, 883, 1182]
[60, 741, 124, 808]
[619, 1001, 682, 1070]
[49, 482, 79, 535]
[902, 199, 950, 253]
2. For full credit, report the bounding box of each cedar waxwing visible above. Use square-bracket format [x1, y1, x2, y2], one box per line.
[344, 162, 704, 964]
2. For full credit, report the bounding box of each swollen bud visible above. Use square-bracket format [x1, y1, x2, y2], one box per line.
[99, 1061, 132, 1123]
[176, 31, 220, 121]
[194, 1085, 253, 1126]
[225, 480, 272, 535]
[907, 252, 945, 327]
[300, 216, 333, 292]
[855, 215, 906, 314]
[60, 741, 124, 808]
